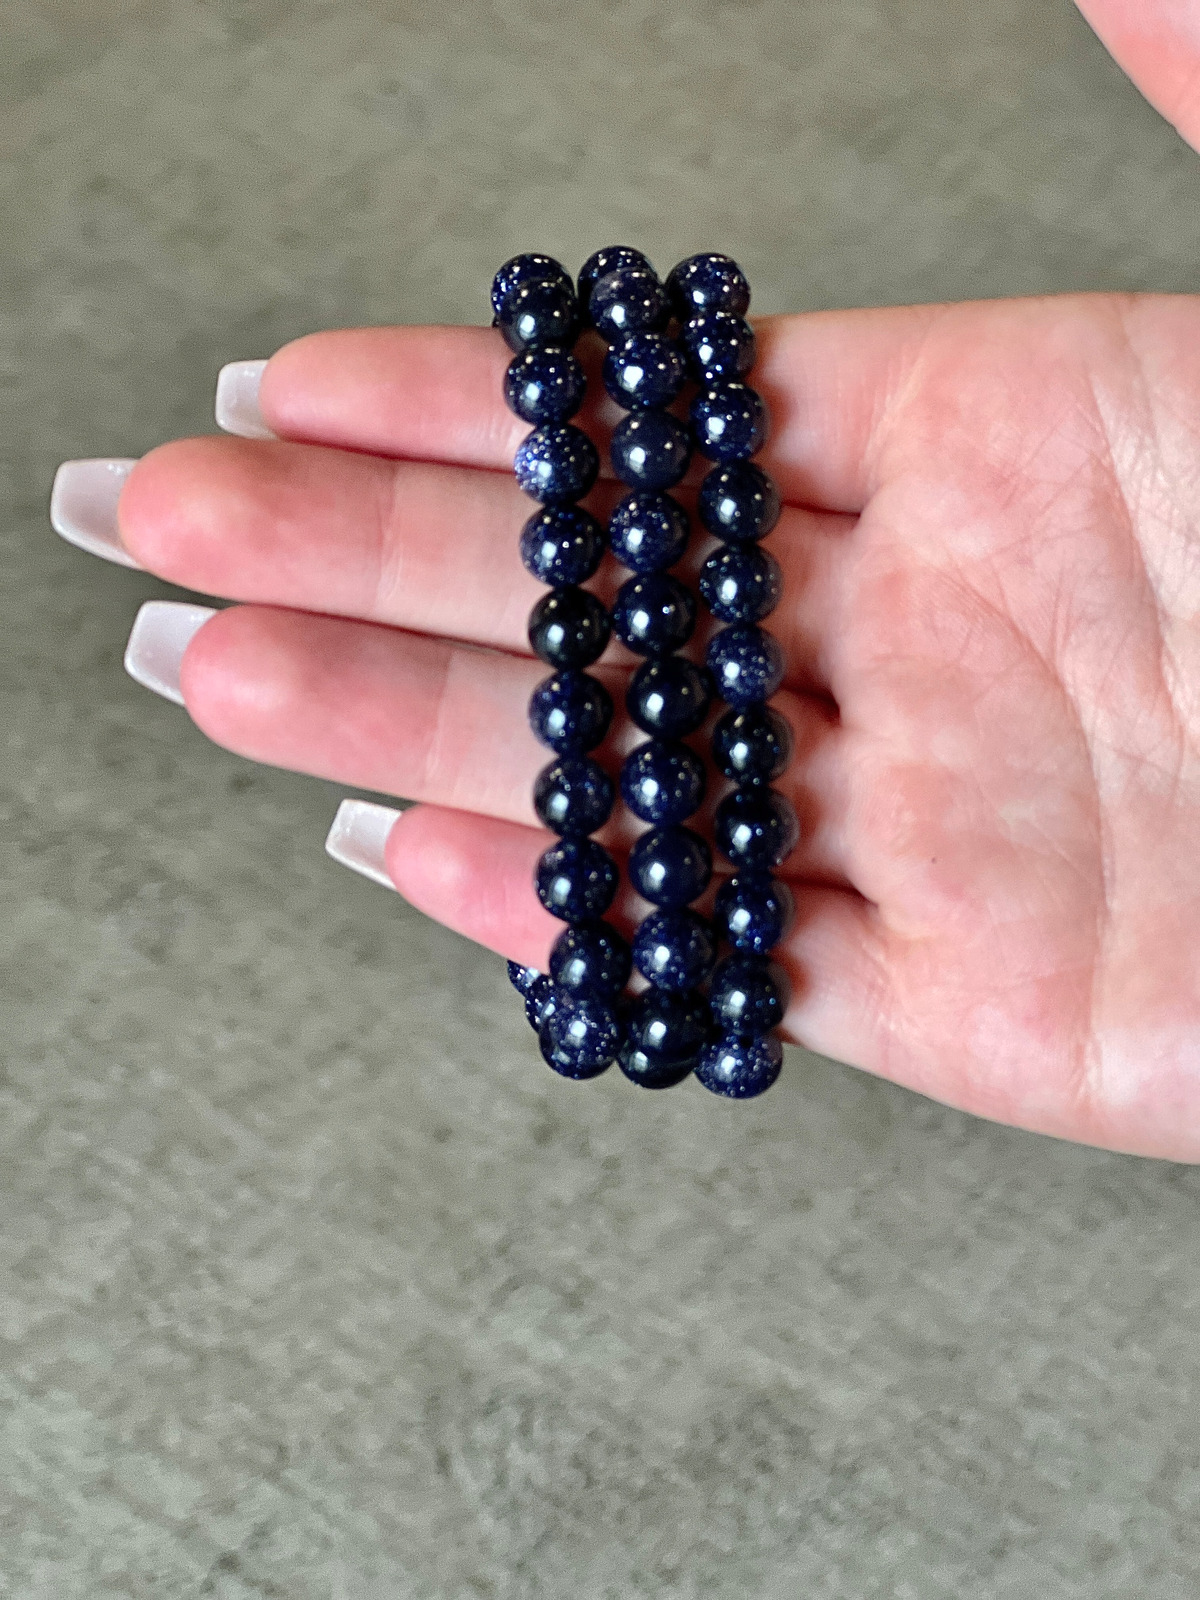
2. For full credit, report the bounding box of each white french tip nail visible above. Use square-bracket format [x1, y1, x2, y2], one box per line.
[50, 458, 143, 569]
[215, 359, 275, 439]
[325, 799, 402, 889]
[124, 600, 216, 706]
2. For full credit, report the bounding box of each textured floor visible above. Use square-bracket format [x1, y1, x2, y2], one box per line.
[4, 1, 1200, 1594]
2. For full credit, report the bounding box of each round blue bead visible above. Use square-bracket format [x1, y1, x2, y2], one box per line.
[505, 347, 587, 424]
[579, 246, 655, 318]
[626, 657, 713, 738]
[549, 919, 632, 1000]
[507, 960, 542, 997]
[608, 492, 690, 573]
[668, 253, 751, 319]
[712, 704, 793, 785]
[713, 872, 794, 955]
[491, 253, 574, 320]
[612, 573, 697, 657]
[617, 989, 711, 1088]
[680, 312, 756, 382]
[590, 268, 669, 342]
[535, 838, 619, 921]
[540, 996, 621, 1078]
[519, 505, 605, 587]
[514, 424, 599, 504]
[603, 332, 686, 410]
[691, 383, 767, 463]
[699, 544, 782, 624]
[698, 462, 782, 543]
[524, 974, 561, 1032]
[694, 1032, 783, 1098]
[533, 755, 614, 837]
[706, 624, 785, 706]
[620, 738, 706, 825]
[714, 788, 800, 872]
[709, 953, 788, 1034]
[528, 587, 611, 671]
[528, 672, 613, 755]
[497, 278, 580, 354]
[632, 908, 716, 991]
[629, 825, 712, 908]
[611, 411, 692, 491]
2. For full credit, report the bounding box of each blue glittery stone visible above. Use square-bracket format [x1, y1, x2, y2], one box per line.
[629, 825, 712, 909]
[539, 995, 622, 1078]
[708, 953, 789, 1035]
[491, 253, 574, 320]
[519, 505, 605, 587]
[590, 268, 669, 342]
[694, 1031, 783, 1098]
[603, 332, 686, 410]
[612, 573, 697, 657]
[528, 586, 611, 671]
[507, 960, 542, 997]
[714, 788, 800, 872]
[607, 492, 690, 573]
[667, 253, 751, 320]
[504, 347, 587, 424]
[690, 382, 768, 463]
[578, 246, 654, 318]
[610, 410, 692, 491]
[699, 544, 782, 624]
[698, 462, 782, 543]
[533, 755, 615, 837]
[626, 657, 713, 738]
[497, 278, 580, 354]
[549, 919, 632, 1000]
[632, 908, 716, 991]
[620, 738, 706, 825]
[711, 704, 793, 785]
[713, 872, 795, 955]
[528, 671, 613, 754]
[535, 838, 619, 921]
[617, 988, 711, 1087]
[679, 312, 756, 382]
[706, 624, 785, 707]
[514, 424, 599, 504]
[524, 974, 561, 1032]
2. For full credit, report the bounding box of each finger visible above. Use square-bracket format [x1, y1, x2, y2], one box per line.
[1073, 1, 1200, 153]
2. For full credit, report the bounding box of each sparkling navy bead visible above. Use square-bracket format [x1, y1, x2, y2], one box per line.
[549, 919, 632, 1000]
[620, 738, 706, 825]
[491, 253, 574, 320]
[513, 424, 599, 504]
[712, 704, 793, 785]
[528, 671, 613, 754]
[590, 268, 669, 342]
[618, 989, 712, 1088]
[668, 253, 751, 319]
[699, 544, 783, 624]
[497, 278, 580, 354]
[632, 908, 717, 991]
[629, 825, 712, 909]
[709, 954, 788, 1035]
[706, 624, 785, 706]
[714, 788, 800, 872]
[533, 755, 615, 836]
[714, 872, 795, 955]
[694, 1031, 783, 1099]
[528, 586, 611, 670]
[612, 573, 697, 657]
[578, 246, 654, 319]
[507, 960, 542, 997]
[607, 492, 690, 573]
[540, 996, 621, 1079]
[698, 462, 781, 543]
[524, 974, 561, 1033]
[602, 332, 686, 410]
[505, 347, 587, 424]
[691, 382, 768, 462]
[627, 656, 713, 738]
[519, 505, 605, 587]
[680, 312, 756, 382]
[610, 410, 692, 491]
[535, 837, 619, 921]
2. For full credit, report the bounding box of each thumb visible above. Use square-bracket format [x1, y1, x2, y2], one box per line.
[1075, 1, 1200, 152]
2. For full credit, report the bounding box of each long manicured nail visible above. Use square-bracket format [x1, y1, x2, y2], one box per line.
[215, 359, 275, 439]
[325, 799, 402, 889]
[124, 600, 216, 706]
[50, 458, 143, 569]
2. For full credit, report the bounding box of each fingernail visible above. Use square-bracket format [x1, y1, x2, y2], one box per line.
[325, 799, 402, 889]
[50, 458, 143, 569]
[215, 359, 275, 439]
[124, 600, 216, 706]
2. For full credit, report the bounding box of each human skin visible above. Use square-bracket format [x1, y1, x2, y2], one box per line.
[98, 1, 1200, 1161]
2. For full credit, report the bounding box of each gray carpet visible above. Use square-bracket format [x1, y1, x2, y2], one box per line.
[4, 1, 1200, 1594]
